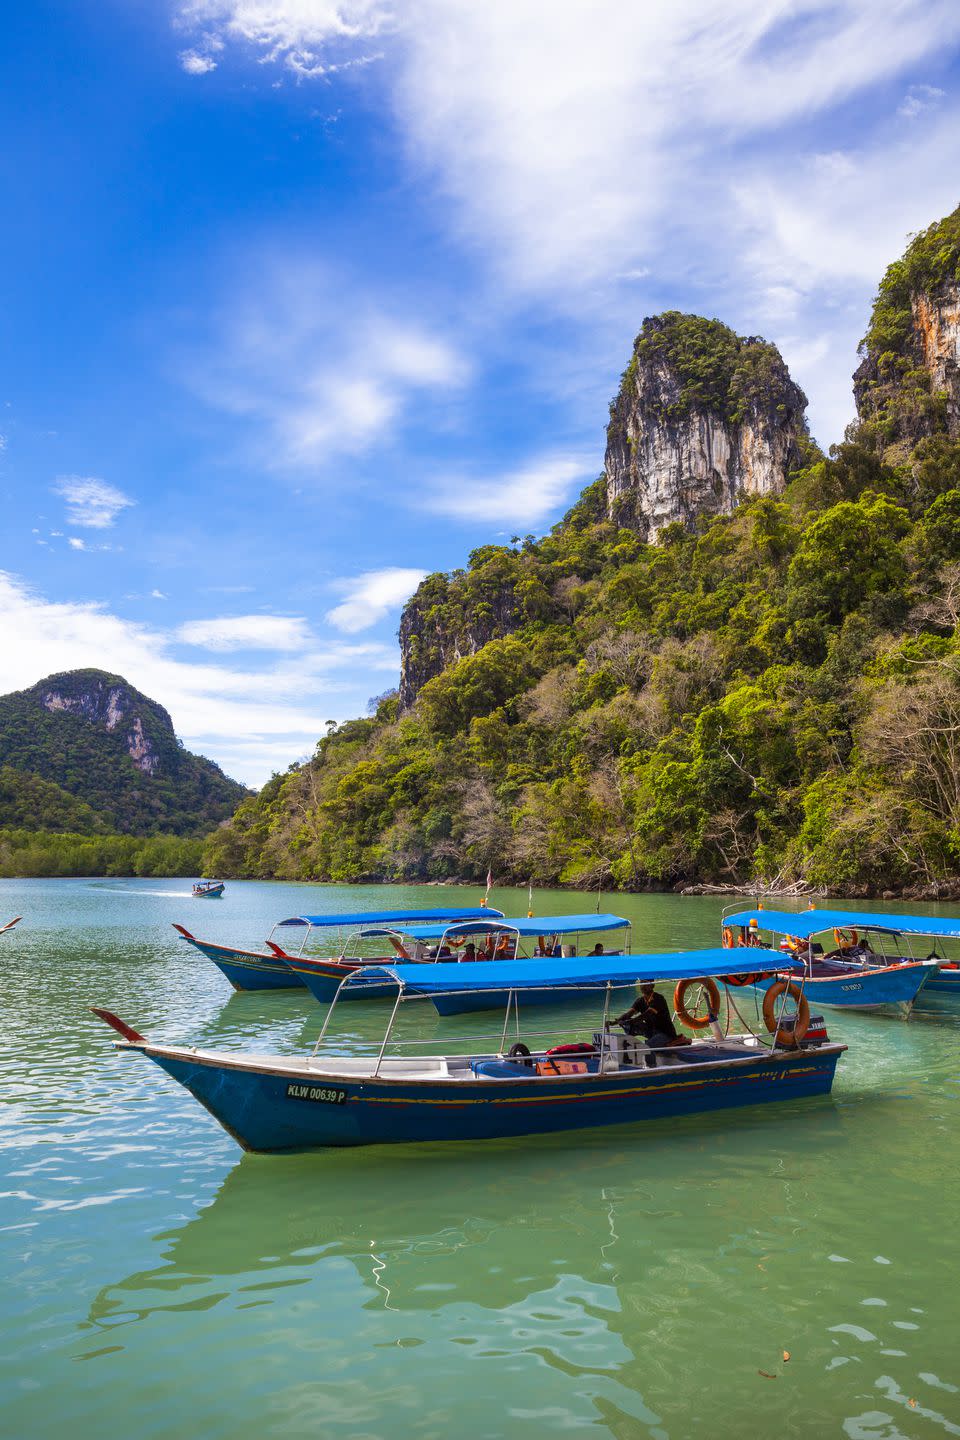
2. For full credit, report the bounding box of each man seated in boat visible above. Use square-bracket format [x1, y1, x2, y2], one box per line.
[589, 942, 604, 956]
[614, 983, 686, 1049]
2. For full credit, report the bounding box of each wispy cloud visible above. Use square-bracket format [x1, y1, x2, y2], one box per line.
[54, 476, 135, 529]
[898, 83, 945, 119]
[174, 1, 960, 448]
[423, 455, 594, 527]
[177, 0, 390, 77]
[180, 48, 218, 73]
[326, 566, 426, 633]
[177, 614, 313, 651]
[186, 259, 469, 466]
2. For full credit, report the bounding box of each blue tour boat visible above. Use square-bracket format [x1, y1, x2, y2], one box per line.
[721, 907, 940, 1015]
[281, 913, 631, 1007]
[173, 906, 505, 992]
[192, 880, 225, 898]
[92, 947, 844, 1153]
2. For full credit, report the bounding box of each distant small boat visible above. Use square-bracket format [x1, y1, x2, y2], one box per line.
[192, 880, 225, 899]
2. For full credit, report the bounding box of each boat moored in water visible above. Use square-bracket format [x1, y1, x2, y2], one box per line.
[192, 880, 225, 898]
[92, 947, 845, 1153]
[283, 913, 631, 1007]
[721, 906, 941, 1016]
[173, 906, 505, 992]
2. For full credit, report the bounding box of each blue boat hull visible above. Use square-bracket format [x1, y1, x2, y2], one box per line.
[751, 961, 933, 1013]
[177, 933, 305, 992]
[142, 1044, 842, 1151]
[285, 958, 399, 1004]
[912, 967, 960, 1013]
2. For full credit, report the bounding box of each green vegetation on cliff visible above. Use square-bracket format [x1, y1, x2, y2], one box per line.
[864, 204, 960, 358]
[625, 312, 806, 426]
[205, 432, 960, 895]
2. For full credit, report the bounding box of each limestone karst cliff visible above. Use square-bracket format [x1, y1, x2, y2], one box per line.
[854, 204, 960, 457]
[605, 313, 811, 542]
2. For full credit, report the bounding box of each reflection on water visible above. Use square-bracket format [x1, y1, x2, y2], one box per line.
[1, 878, 958, 1438]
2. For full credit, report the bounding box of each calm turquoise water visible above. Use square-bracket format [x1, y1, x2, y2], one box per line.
[2, 878, 958, 1439]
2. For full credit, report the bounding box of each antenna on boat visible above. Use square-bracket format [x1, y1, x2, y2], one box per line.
[527, 879, 534, 918]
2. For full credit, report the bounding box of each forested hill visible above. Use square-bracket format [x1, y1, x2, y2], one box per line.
[0, 669, 249, 836]
[205, 204, 960, 898]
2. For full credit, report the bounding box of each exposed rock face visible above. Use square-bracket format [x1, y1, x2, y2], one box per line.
[854, 287, 960, 453]
[605, 313, 810, 541]
[40, 673, 163, 774]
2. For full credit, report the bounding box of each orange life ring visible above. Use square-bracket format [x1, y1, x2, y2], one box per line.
[762, 980, 810, 1047]
[722, 971, 763, 987]
[834, 927, 858, 950]
[674, 977, 721, 1030]
[722, 927, 736, 949]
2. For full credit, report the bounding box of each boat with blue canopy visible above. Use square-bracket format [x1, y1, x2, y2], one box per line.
[173, 906, 505, 992]
[192, 880, 225, 898]
[721, 907, 941, 1015]
[280, 913, 631, 1007]
[91, 946, 844, 1152]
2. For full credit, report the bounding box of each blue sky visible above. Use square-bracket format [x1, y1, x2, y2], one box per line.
[3, 1, 960, 786]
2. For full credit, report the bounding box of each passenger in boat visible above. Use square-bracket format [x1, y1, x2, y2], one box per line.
[614, 983, 680, 1048]
[463, 942, 477, 961]
[589, 943, 604, 956]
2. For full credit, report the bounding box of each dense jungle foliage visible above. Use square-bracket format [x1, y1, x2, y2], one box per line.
[0, 828, 205, 878]
[204, 426, 960, 896]
[0, 669, 247, 837]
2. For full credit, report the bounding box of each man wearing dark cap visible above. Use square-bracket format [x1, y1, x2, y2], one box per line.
[614, 983, 680, 1048]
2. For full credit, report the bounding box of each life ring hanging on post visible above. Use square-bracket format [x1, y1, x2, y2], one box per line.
[674, 977, 721, 1030]
[722, 970, 763, 987]
[762, 980, 810, 1046]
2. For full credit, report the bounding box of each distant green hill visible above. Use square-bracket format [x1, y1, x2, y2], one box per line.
[0, 669, 249, 836]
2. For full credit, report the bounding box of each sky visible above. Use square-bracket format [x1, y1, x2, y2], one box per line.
[2, 1, 960, 787]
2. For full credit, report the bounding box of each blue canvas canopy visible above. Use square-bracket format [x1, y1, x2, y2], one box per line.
[725, 907, 960, 941]
[275, 906, 504, 929]
[374, 946, 797, 995]
[393, 912, 630, 941]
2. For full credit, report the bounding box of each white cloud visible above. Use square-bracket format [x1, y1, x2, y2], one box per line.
[177, 614, 313, 650]
[177, 1, 960, 290]
[0, 571, 400, 786]
[180, 48, 218, 73]
[424, 455, 594, 526]
[151, 589, 167, 599]
[55, 476, 135, 529]
[187, 259, 468, 465]
[174, 0, 960, 450]
[898, 83, 945, 120]
[67, 537, 87, 551]
[177, 0, 390, 76]
[326, 566, 427, 633]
